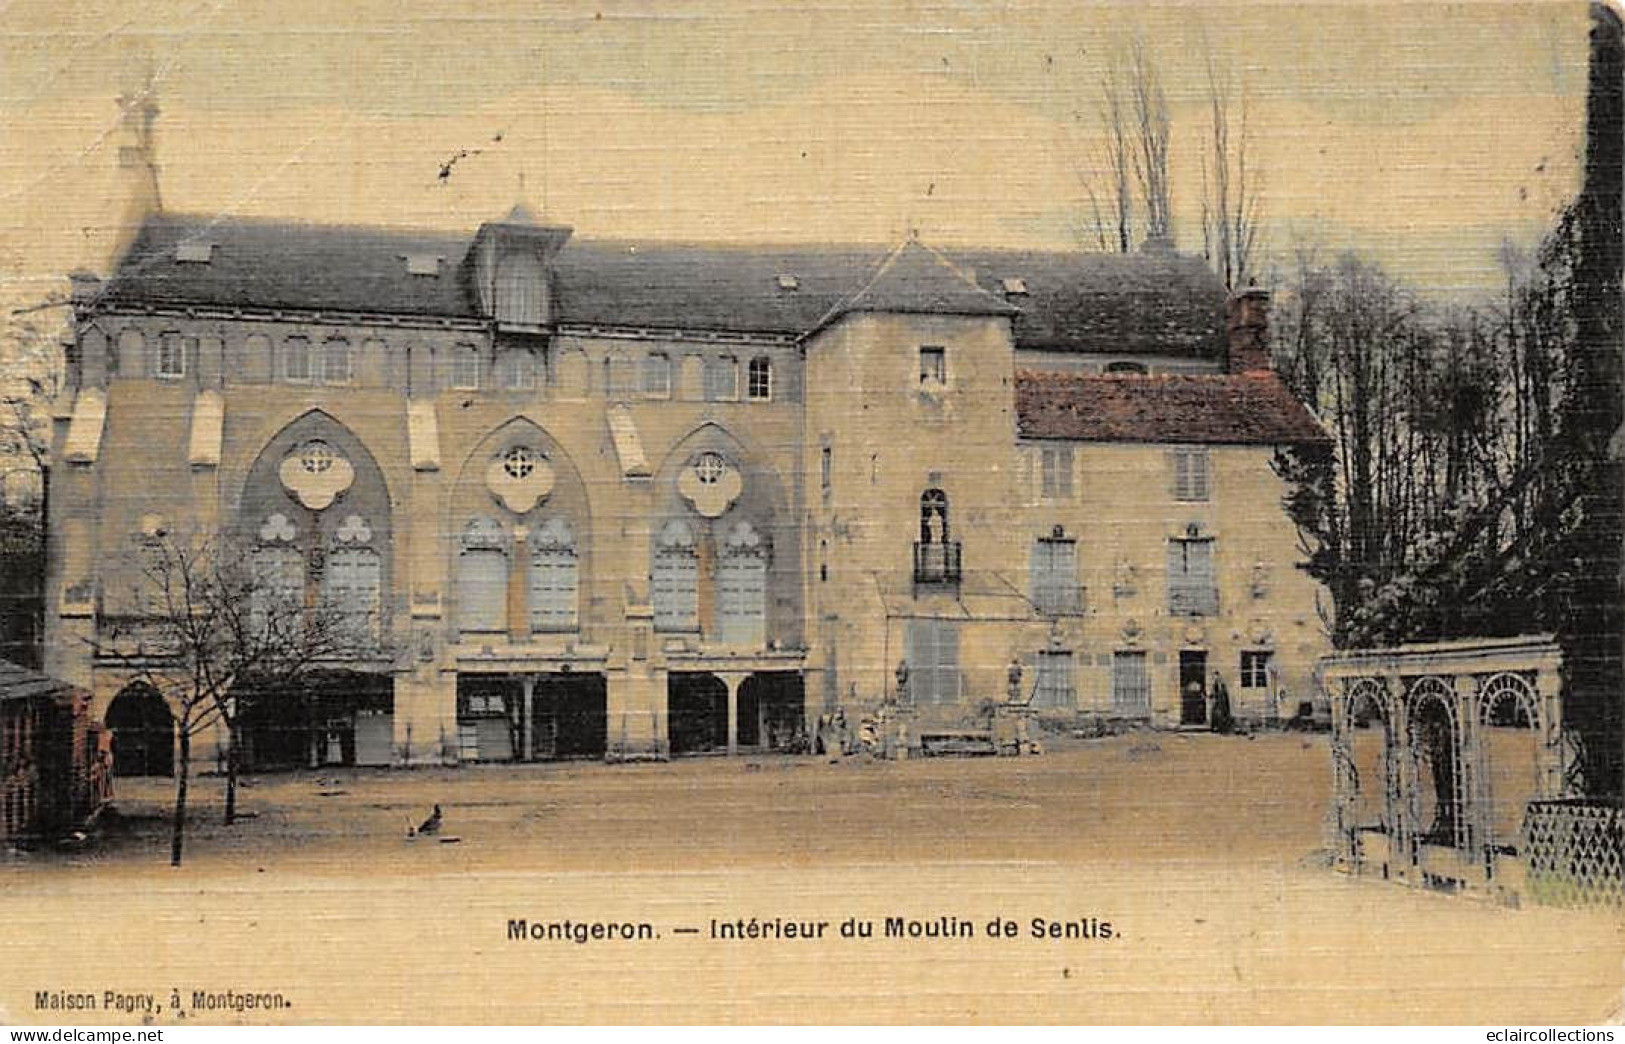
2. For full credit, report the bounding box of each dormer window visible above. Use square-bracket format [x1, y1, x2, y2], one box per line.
[776, 274, 799, 291]
[999, 277, 1028, 296]
[175, 242, 213, 264]
[405, 253, 441, 277]
[494, 253, 546, 327]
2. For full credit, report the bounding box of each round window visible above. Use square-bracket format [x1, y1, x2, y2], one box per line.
[503, 446, 538, 479]
[695, 452, 727, 485]
[300, 441, 335, 474]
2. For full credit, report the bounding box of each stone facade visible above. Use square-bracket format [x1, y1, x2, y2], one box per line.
[45, 208, 1331, 770]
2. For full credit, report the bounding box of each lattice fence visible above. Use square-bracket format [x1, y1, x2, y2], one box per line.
[1524, 799, 1624, 908]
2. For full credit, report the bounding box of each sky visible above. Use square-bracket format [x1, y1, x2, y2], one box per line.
[0, 0, 1593, 308]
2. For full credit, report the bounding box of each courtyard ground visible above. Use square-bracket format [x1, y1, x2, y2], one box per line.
[0, 731, 1619, 1024]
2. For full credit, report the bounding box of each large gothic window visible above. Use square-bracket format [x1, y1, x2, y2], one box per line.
[716, 521, 767, 647]
[458, 517, 509, 634]
[528, 518, 578, 632]
[249, 544, 304, 637]
[652, 519, 698, 632]
[323, 545, 382, 646]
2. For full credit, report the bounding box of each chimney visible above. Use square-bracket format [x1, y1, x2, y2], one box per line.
[1226, 287, 1271, 374]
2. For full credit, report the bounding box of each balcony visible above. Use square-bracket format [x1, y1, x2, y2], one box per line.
[913, 540, 962, 586]
[1168, 585, 1219, 617]
[1034, 584, 1087, 617]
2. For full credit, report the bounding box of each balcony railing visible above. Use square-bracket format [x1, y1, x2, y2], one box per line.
[1168, 585, 1219, 616]
[913, 540, 962, 585]
[1034, 584, 1087, 617]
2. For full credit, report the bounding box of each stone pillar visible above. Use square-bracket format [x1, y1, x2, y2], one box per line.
[394, 669, 456, 766]
[1535, 667, 1565, 798]
[521, 674, 535, 761]
[509, 524, 530, 642]
[1388, 670, 1416, 875]
[1451, 672, 1483, 860]
[721, 672, 744, 755]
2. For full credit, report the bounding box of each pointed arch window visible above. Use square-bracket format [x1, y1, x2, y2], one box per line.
[652, 519, 699, 632]
[717, 521, 768, 647]
[529, 518, 578, 632]
[458, 516, 508, 634]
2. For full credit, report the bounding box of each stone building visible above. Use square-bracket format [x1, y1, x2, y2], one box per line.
[44, 205, 1330, 770]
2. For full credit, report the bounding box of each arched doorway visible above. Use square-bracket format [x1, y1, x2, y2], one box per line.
[1408, 679, 1463, 849]
[1478, 673, 1542, 856]
[1345, 680, 1393, 858]
[736, 673, 806, 751]
[105, 683, 174, 777]
[668, 673, 728, 755]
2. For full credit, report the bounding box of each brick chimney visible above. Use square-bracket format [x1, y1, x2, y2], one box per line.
[1226, 287, 1272, 374]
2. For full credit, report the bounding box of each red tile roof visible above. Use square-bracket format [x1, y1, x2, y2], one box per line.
[1015, 370, 1330, 446]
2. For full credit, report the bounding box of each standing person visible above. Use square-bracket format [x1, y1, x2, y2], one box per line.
[1209, 672, 1234, 734]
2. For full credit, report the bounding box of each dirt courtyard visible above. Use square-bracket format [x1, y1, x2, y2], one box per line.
[1, 731, 1620, 1024]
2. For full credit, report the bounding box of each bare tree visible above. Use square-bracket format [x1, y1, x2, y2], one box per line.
[92, 529, 356, 865]
[1075, 35, 1171, 253]
[1125, 37, 1172, 245]
[1200, 55, 1263, 290]
[1075, 61, 1134, 252]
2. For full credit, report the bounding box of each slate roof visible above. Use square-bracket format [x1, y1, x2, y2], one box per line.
[815, 239, 1019, 327]
[98, 213, 1229, 358]
[1015, 371, 1330, 446]
[0, 660, 81, 705]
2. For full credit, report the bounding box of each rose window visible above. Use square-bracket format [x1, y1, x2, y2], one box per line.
[503, 446, 538, 480]
[300, 442, 336, 474]
[695, 452, 727, 485]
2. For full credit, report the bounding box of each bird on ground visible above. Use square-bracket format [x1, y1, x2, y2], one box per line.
[409, 804, 443, 838]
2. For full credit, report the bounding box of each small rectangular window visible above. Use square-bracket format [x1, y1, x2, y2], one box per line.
[704, 356, 739, 401]
[1030, 537, 1081, 615]
[283, 336, 311, 382]
[1240, 651, 1273, 689]
[919, 346, 946, 385]
[1034, 651, 1074, 709]
[156, 333, 188, 378]
[820, 444, 832, 497]
[606, 355, 637, 399]
[1040, 445, 1074, 501]
[322, 339, 352, 385]
[501, 350, 537, 391]
[642, 352, 671, 398]
[747, 357, 772, 401]
[1167, 537, 1218, 616]
[1112, 652, 1151, 715]
[452, 345, 481, 390]
[1172, 447, 1211, 502]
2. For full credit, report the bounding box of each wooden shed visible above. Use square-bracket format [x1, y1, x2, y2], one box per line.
[0, 660, 111, 842]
